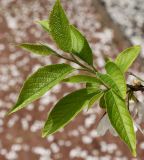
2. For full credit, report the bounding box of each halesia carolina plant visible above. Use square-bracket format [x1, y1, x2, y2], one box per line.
[8, 0, 144, 157]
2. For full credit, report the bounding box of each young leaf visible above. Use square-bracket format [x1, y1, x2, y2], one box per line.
[37, 20, 50, 33]
[19, 43, 56, 56]
[105, 61, 127, 99]
[115, 45, 141, 72]
[42, 89, 97, 137]
[99, 94, 106, 109]
[86, 82, 104, 109]
[38, 19, 93, 65]
[49, 0, 72, 52]
[96, 72, 123, 98]
[86, 82, 101, 89]
[8, 64, 74, 114]
[70, 25, 93, 65]
[88, 91, 104, 109]
[105, 90, 136, 156]
[63, 75, 102, 84]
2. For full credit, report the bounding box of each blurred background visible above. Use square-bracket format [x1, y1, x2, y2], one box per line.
[0, 0, 144, 159]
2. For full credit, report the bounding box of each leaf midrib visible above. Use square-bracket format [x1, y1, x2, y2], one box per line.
[109, 90, 134, 150]
[105, 62, 127, 99]
[13, 69, 73, 112]
[97, 74, 123, 98]
[108, 74, 125, 99]
[43, 90, 94, 136]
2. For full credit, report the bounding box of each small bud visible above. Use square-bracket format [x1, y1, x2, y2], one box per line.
[133, 79, 141, 86]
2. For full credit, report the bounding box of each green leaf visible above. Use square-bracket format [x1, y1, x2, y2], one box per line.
[37, 20, 50, 33]
[86, 83, 103, 109]
[42, 89, 97, 137]
[8, 64, 74, 114]
[70, 25, 93, 65]
[86, 82, 101, 93]
[115, 45, 141, 72]
[99, 94, 106, 109]
[105, 61, 127, 99]
[96, 72, 123, 98]
[63, 75, 102, 84]
[37, 18, 93, 65]
[105, 90, 136, 156]
[49, 0, 72, 52]
[86, 82, 100, 88]
[88, 91, 103, 109]
[19, 43, 56, 56]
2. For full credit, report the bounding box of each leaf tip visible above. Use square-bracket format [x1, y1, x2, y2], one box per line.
[6, 109, 14, 116]
[132, 149, 137, 157]
[7, 104, 19, 116]
[18, 43, 26, 49]
[36, 20, 46, 25]
[56, 0, 61, 3]
[42, 129, 48, 138]
[54, 0, 61, 7]
[42, 133, 46, 138]
[135, 45, 141, 49]
[134, 45, 141, 52]
[35, 20, 41, 25]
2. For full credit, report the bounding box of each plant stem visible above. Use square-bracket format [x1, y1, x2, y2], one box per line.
[53, 51, 74, 62]
[128, 72, 144, 83]
[70, 54, 96, 74]
[76, 68, 95, 74]
[127, 84, 144, 92]
[53, 50, 97, 74]
[127, 93, 130, 110]
[92, 65, 98, 72]
[53, 52, 95, 74]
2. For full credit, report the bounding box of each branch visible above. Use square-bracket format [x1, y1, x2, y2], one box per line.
[127, 84, 144, 92]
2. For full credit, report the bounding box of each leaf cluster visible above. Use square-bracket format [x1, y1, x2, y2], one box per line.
[8, 0, 141, 157]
